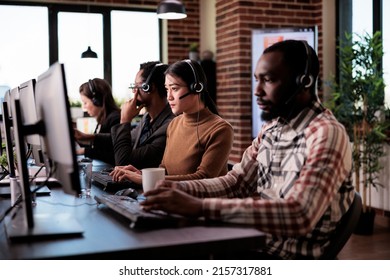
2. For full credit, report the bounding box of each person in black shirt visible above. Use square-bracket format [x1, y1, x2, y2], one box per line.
[74, 78, 120, 164]
[110, 61, 175, 169]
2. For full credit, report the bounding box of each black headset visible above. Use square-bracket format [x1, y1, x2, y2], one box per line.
[141, 63, 163, 93]
[88, 79, 102, 106]
[183, 59, 204, 93]
[296, 40, 314, 89]
[284, 41, 315, 105]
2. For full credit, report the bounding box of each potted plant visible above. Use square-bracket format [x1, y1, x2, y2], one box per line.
[69, 98, 84, 120]
[188, 42, 199, 61]
[326, 31, 389, 235]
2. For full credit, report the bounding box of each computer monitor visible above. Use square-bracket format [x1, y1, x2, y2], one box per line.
[18, 79, 46, 167]
[34, 63, 81, 196]
[0, 86, 9, 156]
[1, 87, 19, 178]
[6, 62, 82, 241]
[0, 85, 10, 121]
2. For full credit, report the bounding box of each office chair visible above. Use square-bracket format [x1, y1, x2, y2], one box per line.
[320, 191, 362, 259]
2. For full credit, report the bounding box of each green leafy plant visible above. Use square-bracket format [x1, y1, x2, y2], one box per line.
[0, 147, 16, 169]
[188, 42, 199, 52]
[0, 152, 8, 167]
[326, 31, 389, 214]
[114, 97, 126, 108]
[69, 99, 82, 108]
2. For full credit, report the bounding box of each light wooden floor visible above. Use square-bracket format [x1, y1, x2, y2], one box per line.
[338, 216, 390, 260]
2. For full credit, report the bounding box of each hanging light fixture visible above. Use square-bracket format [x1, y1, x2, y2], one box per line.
[157, 0, 187, 20]
[81, 46, 98, 58]
[81, 4, 98, 59]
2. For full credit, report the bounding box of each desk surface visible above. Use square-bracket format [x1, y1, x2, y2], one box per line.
[0, 174, 265, 260]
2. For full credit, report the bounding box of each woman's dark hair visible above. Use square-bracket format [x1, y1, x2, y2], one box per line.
[165, 59, 219, 115]
[79, 78, 120, 124]
[140, 61, 169, 98]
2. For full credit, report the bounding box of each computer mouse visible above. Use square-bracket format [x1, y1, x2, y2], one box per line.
[101, 167, 114, 173]
[115, 188, 139, 200]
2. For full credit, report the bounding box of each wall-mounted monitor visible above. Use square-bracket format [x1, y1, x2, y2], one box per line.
[251, 26, 318, 138]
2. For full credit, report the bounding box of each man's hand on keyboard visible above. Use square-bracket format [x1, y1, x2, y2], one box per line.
[141, 184, 203, 218]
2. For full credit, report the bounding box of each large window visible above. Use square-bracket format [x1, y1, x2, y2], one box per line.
[383, 0, 390, 107]
[58, 12, 104, 100]
[349, 0, 389, 108]
[0, 3, 160, 102]
[0, 5, 49, 90]
[111, 11, 160, 101]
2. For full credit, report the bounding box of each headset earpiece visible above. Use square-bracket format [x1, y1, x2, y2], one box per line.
[183, 59, 204, 93]
[88, 79, 102, 106]
[296, 41, 314, 89]
[141, 63, 163, 93]
[296, 74, 313, 89]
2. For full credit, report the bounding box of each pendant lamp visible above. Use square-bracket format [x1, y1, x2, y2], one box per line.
[157, 0, 187, 20]
[81, 4, 98, 59]
[81, 46, 98, 58]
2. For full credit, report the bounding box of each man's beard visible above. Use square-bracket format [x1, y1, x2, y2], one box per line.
[260, 106, 282, 122]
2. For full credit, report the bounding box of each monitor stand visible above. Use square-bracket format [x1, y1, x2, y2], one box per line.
[0, 185, 51, 198]
[5, 206, 84, 242]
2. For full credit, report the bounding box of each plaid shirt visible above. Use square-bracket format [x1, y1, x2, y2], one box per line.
[178, 100, 355, 259]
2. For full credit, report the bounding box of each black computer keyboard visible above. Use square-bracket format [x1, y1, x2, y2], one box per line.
[94, 194, 189, 229]
[92, 172, 139, 192]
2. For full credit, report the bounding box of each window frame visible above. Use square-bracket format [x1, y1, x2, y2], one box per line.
[0, 1, 162, 86]
[337, 0, 386, 105]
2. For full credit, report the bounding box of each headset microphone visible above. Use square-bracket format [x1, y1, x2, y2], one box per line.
[284, 85, 303, 105]
[179, 92, 192, 99]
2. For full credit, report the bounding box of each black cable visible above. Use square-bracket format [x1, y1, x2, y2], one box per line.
[0, 168, 9, 181]
[0, 193, 22, 223]
[31, 164, 55, 194]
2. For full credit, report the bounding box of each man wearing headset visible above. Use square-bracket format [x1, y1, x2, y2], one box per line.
[111, 61, 175, 169]
[141, 40, 355, 260]
[110, 59, 234, 183]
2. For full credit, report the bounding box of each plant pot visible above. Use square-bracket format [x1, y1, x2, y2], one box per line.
[189, 51, 199, 61]
[354, 209, 376, 235]
[70, 107, 84, 120]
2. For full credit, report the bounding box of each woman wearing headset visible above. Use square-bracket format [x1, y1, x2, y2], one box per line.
[74, 78, 120, 164]
[111, 59, 234, 183]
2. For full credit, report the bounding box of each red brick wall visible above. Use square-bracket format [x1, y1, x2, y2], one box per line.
[32, 0, 324, 162]
[215, 0, 323, 162]
[165, 0, 200, 62]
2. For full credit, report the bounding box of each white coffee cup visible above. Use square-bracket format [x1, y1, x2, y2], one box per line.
[142, 167, 165, 192]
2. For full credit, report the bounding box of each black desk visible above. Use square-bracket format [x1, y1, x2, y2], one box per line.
[0, 183, 265, 260]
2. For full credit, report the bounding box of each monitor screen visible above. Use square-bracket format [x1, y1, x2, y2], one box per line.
[18, 79, 45, 167]
[251, 26, 318, 138]
[1, 87, 19, 177]
[0, 85, 10, 120]
[6, 62, 82, 240]
[33, 62, 81, 196]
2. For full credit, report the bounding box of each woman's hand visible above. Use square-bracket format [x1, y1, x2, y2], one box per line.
[76, 147, 85, 155]
[74, 129, 94, 142]
[141, 182, 203, 218]
[110, 165, 142, 184]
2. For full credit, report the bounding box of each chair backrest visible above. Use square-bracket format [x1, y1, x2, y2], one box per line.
[320, 191, 362, 259]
